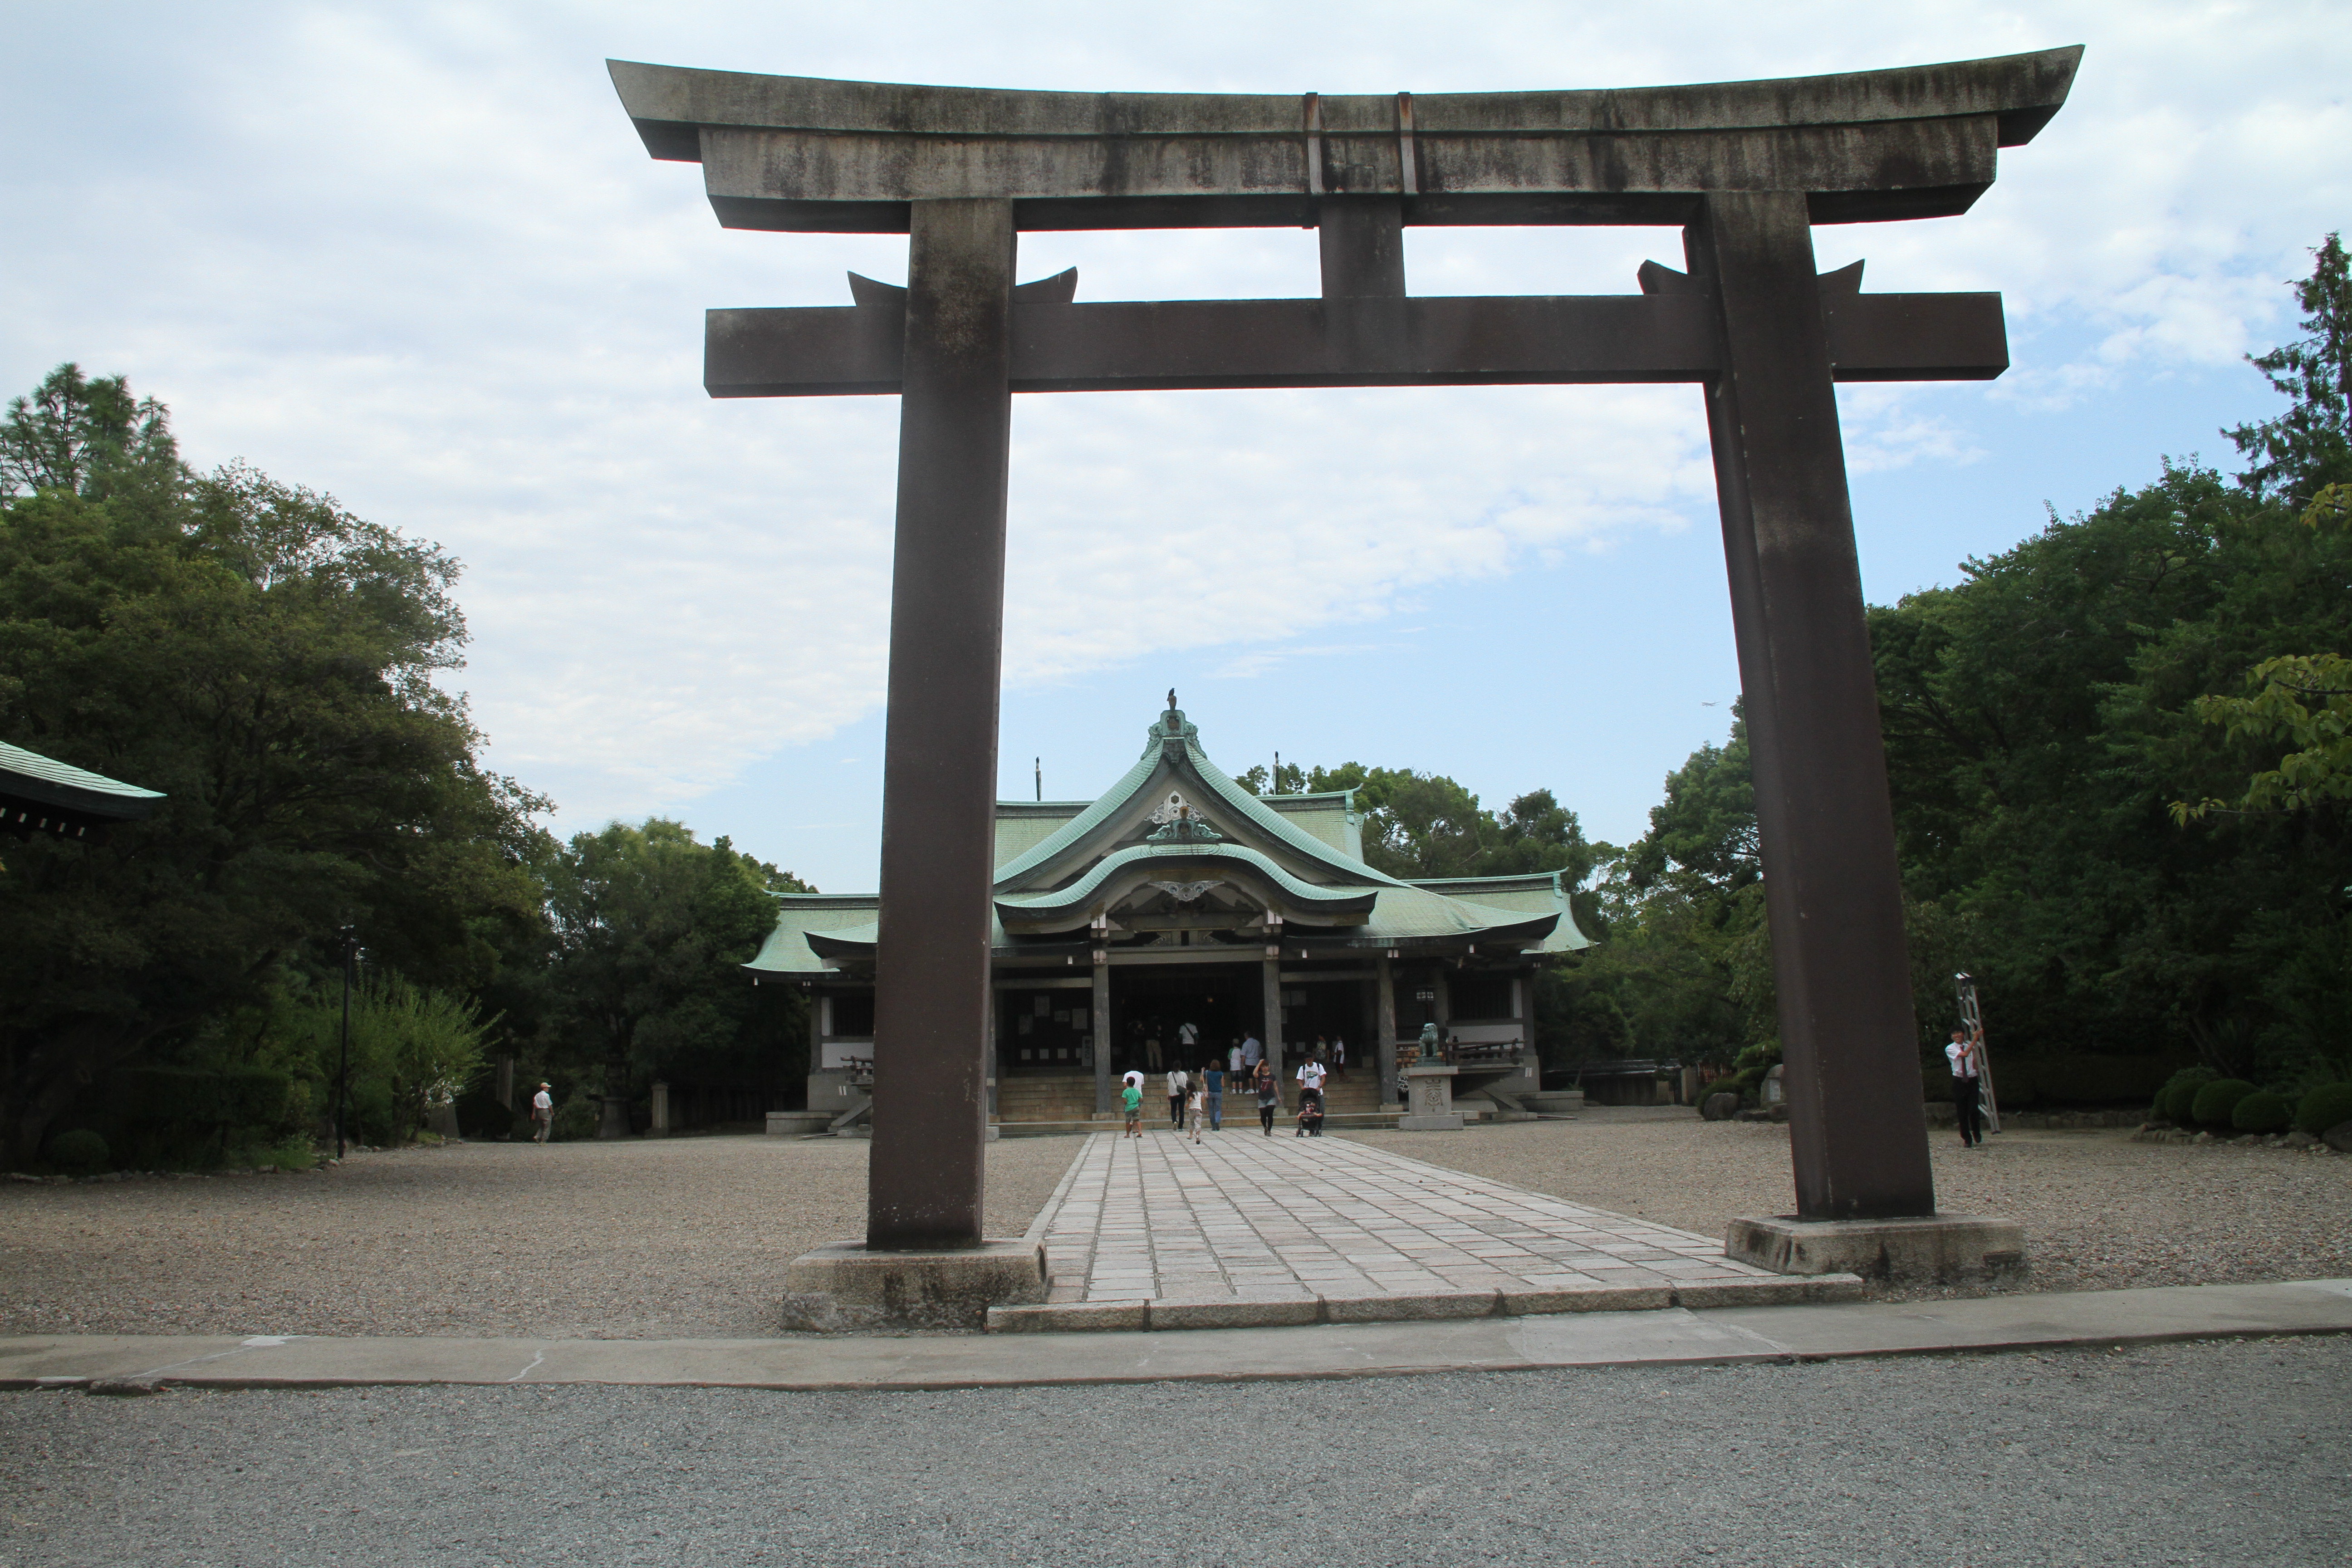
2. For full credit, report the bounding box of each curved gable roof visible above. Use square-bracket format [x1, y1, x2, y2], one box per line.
[992, 705, 1405, 894]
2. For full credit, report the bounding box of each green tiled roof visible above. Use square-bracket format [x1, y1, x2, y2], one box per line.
[742, 704, 1592, 975]
[991, 707, 1405, 893]
[0, 739, 165, 819]
[996, 841, 1378, 926]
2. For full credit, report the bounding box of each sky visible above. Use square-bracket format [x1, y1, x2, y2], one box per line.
[3, 1, 2347, 892]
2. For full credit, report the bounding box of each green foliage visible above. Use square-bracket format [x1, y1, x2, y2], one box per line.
[2157, 1065, 2220, 1124]
[2225, 234, 2351, 507]
[2230, 1089, 2292, 1133]
[44, 1128, 108, 1173]
[453, 1085, 519, 1140]
[0, 362, 179, 500]
[274, 974, 492, 1145]
[1257, 762, 1597, 886]
[550, 1096, 599, 1142]
[0, 367, 549, 1165]
[2189, 1078, 2257, 1129]
[1978, 1054, 2185, 1107]
[531, 819, 809, 1102]
[2294, 1080, 2352, 1135]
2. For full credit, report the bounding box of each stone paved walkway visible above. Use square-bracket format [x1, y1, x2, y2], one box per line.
[1015, 1130, 1840, 1330]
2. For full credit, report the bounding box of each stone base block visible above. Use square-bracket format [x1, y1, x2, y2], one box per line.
[1396, 1113, 1464, 1131]
[1725, 1214, 2026, 1284]
[781, 1240, 1048, 1331]
[764, 1112, 834, 1138]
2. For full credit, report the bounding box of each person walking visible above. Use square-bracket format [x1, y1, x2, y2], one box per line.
[1331, 1036, 1347, 1078]
[1121, 1074, 1144, 1138]
[1947, 1025, 1987, 1147]
[1146, 1025, 1164, 1072]
[1186, 1078, 1207, 1143]
[1203, 1059, 1225, 1131]
[1166, 1066, 1189, 1130]
[1228, 1040, 1244, 1077]
[531, 1082, 554, 1144]
[1177, 1018, 1200, 1059]
[1254, 1061, 1279, 1136]
[1240, 1032, 1262, 1072]
[1293, 1057, 1327, 1136]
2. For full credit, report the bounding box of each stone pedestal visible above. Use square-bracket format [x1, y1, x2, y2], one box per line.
[780, 1239, 1049, 1331]
[1399, 1064, 1463, 1131]
[649, 1081, 671, 1137]
[1726, 1213, 2026, 1284]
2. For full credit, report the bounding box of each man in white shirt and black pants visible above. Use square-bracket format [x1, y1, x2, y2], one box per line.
[1294, 1058, 1327, 1136]
[1946, 1027, 1986, 1147]
[1166, 1068, 1189, 1131]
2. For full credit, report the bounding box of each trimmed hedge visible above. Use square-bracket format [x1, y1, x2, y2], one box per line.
[2295, 1082, 2352, 1137]
[2190, 1079, 2257, 1128]
[1926, 1053, 2187, 1107]
[45, 1129, 109, 1173]
[2231, 1090, 2292, 1134]
[2156, 1066, 2219, 1125]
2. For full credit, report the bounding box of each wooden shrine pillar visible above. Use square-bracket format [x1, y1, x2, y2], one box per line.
[866, 199, 1016, 1250]
[1687, 192, 1935, 1220]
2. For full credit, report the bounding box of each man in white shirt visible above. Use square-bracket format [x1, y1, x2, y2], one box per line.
[1331, 1036, 1347, 1077]
[531, 1082, 554, 1144]
[1293, 1058, 1326, 1134]
[1945, 1027, 1986, 1147]
[1166, 1068, 1189, 1130]
[1177, 1019, 1200, 1062]
[1241, 1034, 1262, 1070]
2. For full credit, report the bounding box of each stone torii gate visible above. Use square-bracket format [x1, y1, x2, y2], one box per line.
[611, 48, 2077, 1294]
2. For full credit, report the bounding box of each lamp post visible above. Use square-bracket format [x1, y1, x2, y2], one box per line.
[335, 926, 357, 1159]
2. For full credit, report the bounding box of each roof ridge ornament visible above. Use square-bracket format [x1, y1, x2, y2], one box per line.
[1147, 790, 1224, 842]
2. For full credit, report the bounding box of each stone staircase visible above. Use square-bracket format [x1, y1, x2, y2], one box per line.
[993, 1074, 1098, 1124]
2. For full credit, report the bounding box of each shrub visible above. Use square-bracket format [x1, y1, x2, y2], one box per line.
[551, 1097, 600, 1142]
[2231, 1090, 2292, 1134]
[45, 1129, 109, 1173]
[453, 1086, 518, 1140]
[2189, 1079, 2257, 1128]
[2294, 1082, 2352, 1137]
[2156, 1065, 2219, 1124]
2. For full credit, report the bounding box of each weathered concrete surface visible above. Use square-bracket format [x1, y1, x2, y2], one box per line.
[609, 49, 2081, 230]
[4, 1281, 2345, 1393]
[1727, 1212, 2027, 1282]
[780, 1239, 1046, 1331]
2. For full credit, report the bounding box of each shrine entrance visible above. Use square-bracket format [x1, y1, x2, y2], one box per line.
[615, 47, 2083, 1250]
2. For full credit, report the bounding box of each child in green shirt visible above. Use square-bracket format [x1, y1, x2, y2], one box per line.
[1121, 1081, 1143, 1137]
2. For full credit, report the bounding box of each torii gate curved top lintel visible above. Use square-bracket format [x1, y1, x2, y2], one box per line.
[610, 49, 2081, 1252]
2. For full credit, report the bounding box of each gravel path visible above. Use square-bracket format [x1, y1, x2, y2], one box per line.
[0, 1136, 1075, 1340]
[3, 1336, 2343, 1566]
[1343, 1113, 2352, 1297]
[8, 1117, 2346, 1341]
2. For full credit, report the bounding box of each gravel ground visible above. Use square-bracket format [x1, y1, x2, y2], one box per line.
[1344, 1112, 2352, 1297]
[0, 1136, 1075, 1340]
[2, 1336, 2344, 1566]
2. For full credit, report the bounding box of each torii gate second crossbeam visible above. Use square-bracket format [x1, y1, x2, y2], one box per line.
[611, 48, 2081, 1251]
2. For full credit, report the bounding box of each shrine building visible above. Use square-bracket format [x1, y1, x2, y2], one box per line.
[749, 698, 1588, 1127]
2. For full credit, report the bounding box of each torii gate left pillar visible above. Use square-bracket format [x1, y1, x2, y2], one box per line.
[613, 49, 2075, 1297]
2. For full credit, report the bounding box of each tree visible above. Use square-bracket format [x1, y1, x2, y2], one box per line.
[0, 363, 179, 500]
[1259, 761, 1597, 885]
[0, 370, 548, 1165]
[2227, 235, 2351, 507]
[534, 819, 810, 1110]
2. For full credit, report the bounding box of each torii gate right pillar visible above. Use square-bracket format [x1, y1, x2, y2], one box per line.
[1691, 192, 1934, 1219]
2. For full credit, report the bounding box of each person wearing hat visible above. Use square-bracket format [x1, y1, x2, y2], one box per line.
[531, 1082, 554, 1143]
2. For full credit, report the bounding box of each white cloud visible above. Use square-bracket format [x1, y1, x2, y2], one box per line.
[3, 0, 2345, 835]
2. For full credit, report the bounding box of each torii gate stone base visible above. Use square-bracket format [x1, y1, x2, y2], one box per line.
[613, 47, 2075, 1326]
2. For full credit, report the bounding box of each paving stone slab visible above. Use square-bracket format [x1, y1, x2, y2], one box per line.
[1023, 1130, 1821, 1330]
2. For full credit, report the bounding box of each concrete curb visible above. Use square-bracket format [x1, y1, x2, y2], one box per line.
[985, 1272, 1863, 1333]
[2, 1281, 2347, 1393]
